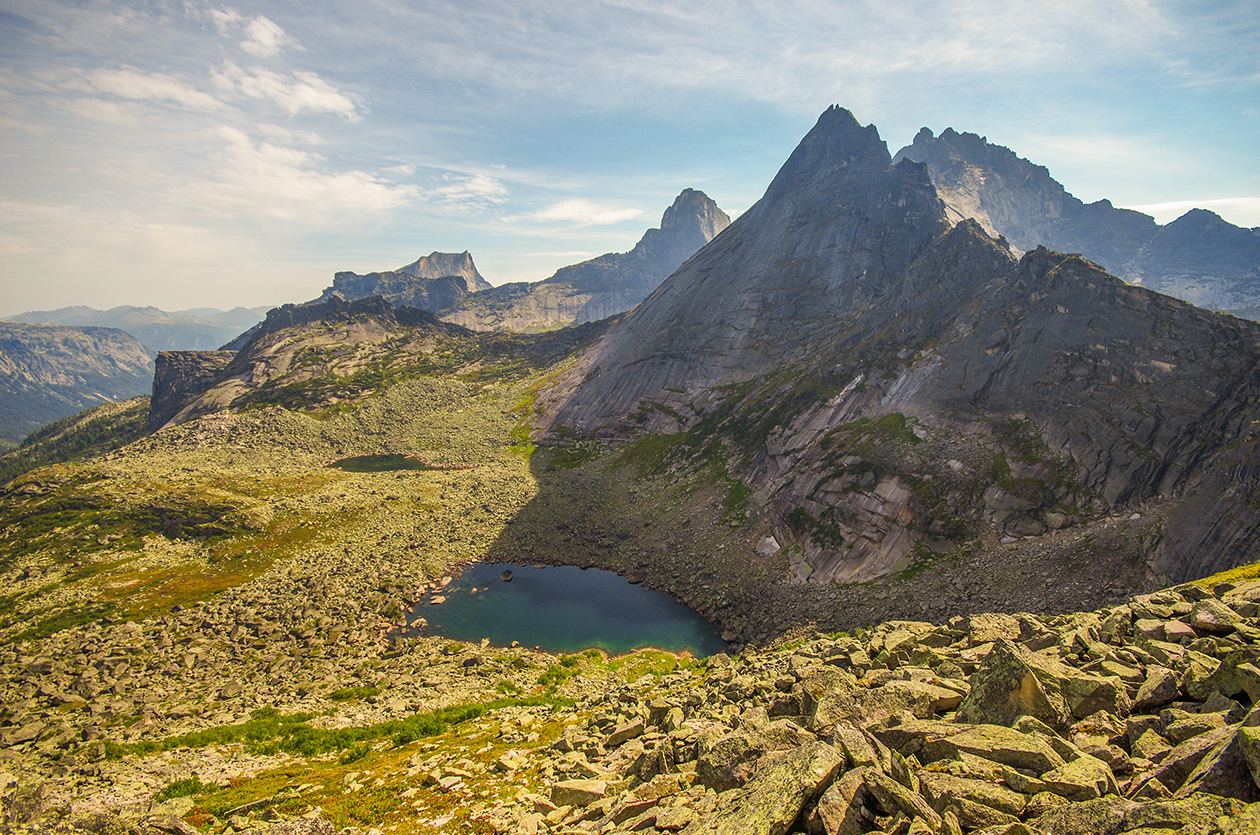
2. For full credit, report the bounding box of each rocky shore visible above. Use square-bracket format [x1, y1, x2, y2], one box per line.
[3, 571, 1258, 834]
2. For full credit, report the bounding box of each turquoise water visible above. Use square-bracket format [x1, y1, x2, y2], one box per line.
[405, 562, 727, 656]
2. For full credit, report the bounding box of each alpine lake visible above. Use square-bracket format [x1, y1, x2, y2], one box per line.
[404, 561, 727, 657]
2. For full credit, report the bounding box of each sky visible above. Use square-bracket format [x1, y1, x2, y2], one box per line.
[1, 0, 1258, 316]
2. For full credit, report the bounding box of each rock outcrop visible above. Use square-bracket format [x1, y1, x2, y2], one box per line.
[894, 127, 1260, 310]
[442, 189, 731, 331]
[0, 322, 155, 446]
[540, 106, 1260, 586]
[316, 251, 492, 313]
[152, 294, 610, 428]
[148, 350, 237, 431]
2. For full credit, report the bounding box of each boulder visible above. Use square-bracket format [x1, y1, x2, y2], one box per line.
[865, 771, 942, 830]
[965, 613, 1024, 647]
[703, 741, 844, 835]
[1028, 795, 1136, 835]
[1120, 794, 1235, 832]
[1039, 753, 1118, 800]
[934, 724, 1066, 774]
[1187, 650, 1260, 704]
[917, 771, 1026, 817]
[550, 779, 607, 807]
[1188, 598, 1242, 634]
[1146, 726, 1233, 793]
[1131, 665, 1180, 711]
[806, 769, 870, 835]
[956, 639, 1129, 731]
[1174, 726, 1260, 802]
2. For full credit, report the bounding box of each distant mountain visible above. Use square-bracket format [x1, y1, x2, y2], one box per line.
[316, 251, 493, 313]
[442, 189, 731, 330]
[544, 106, 1260, 588]
[5, 305, 269, 352]
[316, 191, 730, 332]
[893, 127, 1260, 310]
[0, 322, 155, 446]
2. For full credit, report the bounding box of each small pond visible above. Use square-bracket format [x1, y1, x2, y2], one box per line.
[328, 454, 439, 473]
[404, 562, 727, 657]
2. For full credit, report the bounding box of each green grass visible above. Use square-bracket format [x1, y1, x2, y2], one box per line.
[154, 775, 213, 802]
[107, 694, 573, 761]
[326, 686, 380, 702]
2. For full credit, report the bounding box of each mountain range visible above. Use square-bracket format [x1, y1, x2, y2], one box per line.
[5, 305, 270, 352]
[313, 189, 730, 332]
[894, 127, 1260, 313]
[541, 106, 1260, 588]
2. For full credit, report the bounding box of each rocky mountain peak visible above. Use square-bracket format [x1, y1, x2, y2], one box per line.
[396, 250, 492, 292]
[759, 105, 891, 206]
[546, 107, 948, 430]
[660, 188, 730, 240]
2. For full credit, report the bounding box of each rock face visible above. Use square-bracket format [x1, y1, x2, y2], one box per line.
[148, 350, 237, 430]
[442, 189, 731, 331]
[0, 322, 155, 446]
[894, 127, 1260, 310]
[541, 106, 1260, 586]
[551, 106, 950, 426]
[312, 194, 728, 334]
[317, 251, 493, 313]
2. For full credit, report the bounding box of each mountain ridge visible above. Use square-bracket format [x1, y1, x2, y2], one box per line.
[894, 127, 1260, 310]
[539, 106, 1260, 588]
[0, 321, 155, 446]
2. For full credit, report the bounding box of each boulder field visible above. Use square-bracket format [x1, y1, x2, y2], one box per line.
[3, 576, 1259, 834]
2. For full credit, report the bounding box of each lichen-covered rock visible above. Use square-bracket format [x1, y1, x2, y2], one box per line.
[685, 741, 843, 835]
[935, 724, 1066, 774]
[1175, 726, 1260, 802]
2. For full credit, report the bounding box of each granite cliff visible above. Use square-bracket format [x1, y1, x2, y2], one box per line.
[540, 106, 1260, 591]
[893, 128, 1260, 310]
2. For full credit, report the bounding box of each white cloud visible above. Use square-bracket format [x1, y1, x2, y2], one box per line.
[63, 97, 142, 126]
[510, 199, 644, 226]
[203, 6, 298, 56]
[240, 16, 296, 57]
[525, 251, 595, 258]
[191, 126, 418, 220]
[212, 62, 359, 119]
[78, 66, 227, 112]
[427, 173, 509, 209]
[259, 123, 323, 145]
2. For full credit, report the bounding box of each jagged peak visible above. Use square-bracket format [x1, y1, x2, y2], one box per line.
[760, 106, 890, 205]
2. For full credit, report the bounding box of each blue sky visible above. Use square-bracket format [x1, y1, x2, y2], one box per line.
[1, 0, 1257, 315]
